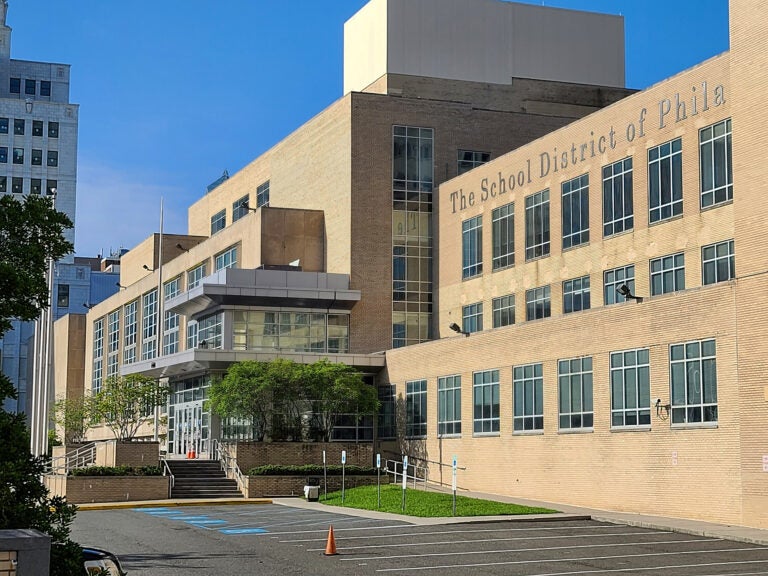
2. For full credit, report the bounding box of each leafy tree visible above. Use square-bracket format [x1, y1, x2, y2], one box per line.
[0, 194, 80, 574]
[208, 361, 273, 441]
[51, 395, 90, 444]
[88, 375, 169, 441]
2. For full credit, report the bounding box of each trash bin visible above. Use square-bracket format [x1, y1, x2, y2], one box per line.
[303, 485, 320, 502]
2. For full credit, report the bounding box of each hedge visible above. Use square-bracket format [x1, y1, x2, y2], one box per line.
[247, 464, 376, 476]
[69, 465, 163, 477]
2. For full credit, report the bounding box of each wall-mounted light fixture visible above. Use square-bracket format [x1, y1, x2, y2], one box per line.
[176, 243, 188, 251]
[448, 322, 469, 337]
[83, 303, 93, 310]
[241, 200, 259, 213]
[25, 98, 33, 114]
[116, 282, 126, 290]
[142, 264, 155, 272]
[617, 283, 642, 302]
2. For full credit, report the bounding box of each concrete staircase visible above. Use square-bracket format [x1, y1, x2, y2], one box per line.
[165, 459, 243, 499]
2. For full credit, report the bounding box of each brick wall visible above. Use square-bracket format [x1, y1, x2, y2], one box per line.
[230, 442, 373, 473]
[94, 441, 160, 468]
[46, 475, 169, 504]
[246, 474, 387, 498]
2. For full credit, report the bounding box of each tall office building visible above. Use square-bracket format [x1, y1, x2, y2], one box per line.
[0, 1, 79, 416]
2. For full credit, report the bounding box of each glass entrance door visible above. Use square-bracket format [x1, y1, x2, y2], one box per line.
[170, 400, 208, 457]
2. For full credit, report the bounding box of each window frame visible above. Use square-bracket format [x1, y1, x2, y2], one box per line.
[561, 174, 589, 249]
[462, 302, 483, 334]
[437, 375, 461, 437]
[210, 209, 226, 235]
[473, 369, 500, 435]
[525, 189, 550, 260]
[648, 138, 683, 223]
[670, 338, 718, 427]
[513, 363, 544, 433]
[563, 275, 591, 314]
[610, 348, 651, 429]
[457, 149, 490, 175]
[492, 294, 515, 328]
[650, 252, 685, 296]
[214, 246, 238, 271]
[604, 265, 636, 305]
[702, 239, 735, 285]
[525, 285, 551, 321]
[558, 356, 594, 431]
[405, 379, 428, 438]
[492, 202, 514, 271]
[462, 215, 483, 279]
[232, 194, 249, 222]
[700, 118, 733, 209]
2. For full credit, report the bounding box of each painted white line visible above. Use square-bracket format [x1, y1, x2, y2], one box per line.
[374, 547, 767, 572]
[510, 563, 768, 576]
[336, 538, 713, 559]
[314, 531, 676, 551]
[206, 523, 409, 536]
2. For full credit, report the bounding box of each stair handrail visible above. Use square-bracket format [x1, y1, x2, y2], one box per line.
[47, 442, 97, 475]
[213, 440, 246, 496]
[160, 458, 175, 498]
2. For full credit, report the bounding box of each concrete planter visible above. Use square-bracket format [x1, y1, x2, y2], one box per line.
[44, 475, 169, 504]
[245, 474, 388, 498]
[229, 441, 373, 473]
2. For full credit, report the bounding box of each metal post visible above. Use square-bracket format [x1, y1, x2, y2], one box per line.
[154, 198, 164, 443]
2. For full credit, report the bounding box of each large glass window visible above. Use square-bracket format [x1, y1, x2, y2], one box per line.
[457, 150, 490, 175]
[438, 375, 461, 436]
[603, 158, 634, 237]
[187, 262, 207, 290]
[214, 246, 237, 271]
[492, 295, 514, 328]
[562, 174, 589, 249]
[558, 357, 593, 430]
[106, 310, 120, 377]
[393, 126, 433, 195]
[649, 138, 683, 223]
[462, 215, 482, 279]
[232, 310, 349, 353]
[525, 285, 551, 321]
[163, 276, 181, 356]
[92, 318, 104, 393]
[702, 240, 735, 285]
[650, 253, 685, 295]
[525, 189, 550, 260]
[473, 369, 500, 434]
[610, 348, 651, 428]
[462, 302, 483, 334]
[123, 300, 137, 364]
[256, 181, 270, 208]
[563, 276, 590, 314]
[198, 312, 223, 349]
[670, 339, 718, 425]
[604, 265, 635, 305]
[492, 203, 514, 270]
[700, 119, 732, 208]
[141, 290, 158, 360]
[406, 379, 427, 437]
[210, 209, 226, 235]
[232, 195, 249, 222]
[513, 363, 543, 432]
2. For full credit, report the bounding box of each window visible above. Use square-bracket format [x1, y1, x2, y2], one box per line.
[378, 385, 397, 440]
[525, 285, 551, 321]
[462, 302, 483, 334]
[473, 369, 500, 434]
[9, 77, 20, 93]
[30, 179, 41, 195]
[13, 119, 24, 135]
[232, 310, 349, 353]
[393, 126, 434, 195]
[210, 209, 226, 235]
[12, 148, 23, 164]
[40, 80, 51, 97]
[670, 339, 718, 425]
[525, 189, 550, 260]
[232, 195, 249, 222]
[164, 276, 181, 300]
[562, 174, 589, 249]
[0, 118, 7, 133]
[513, 363, 543, 432]
[56, 284, 70, 308]
[438, 375, 461, 436]
[558, 357, 593, 430]
[47, 150, 58, 167]
[611, 348, 651, 428]
[492, 203, 514, 270]
[650, 253, 685, 295]
[702, 240, 735, 285]
[187, 262, 207, 289]
[107, 310, 119, 377]
[256, 181, 270, 208]
[186, 320, 198, 350]
[700, 119, 732, 208]
[649, 138, 683, 223]
[405, 379, 427, 437]
[198, 312, 223, 349]
[163, 277, 181, 356]
[48, 122, 59, 138]
[604, 265, 635, 305]
[11, 177, 21, 194]
[603, 158, 634, 237]
[462, 215, 482, 279]
[141, 290, 158, 360]
[46, 180, 57, 195]
[0, 147, 7, 163]
[492, 294, 515, 328]
[214, 246, 237, 271]
[32, 120, 43, 137]
[24, 79, 35, 95]
[123, 300, 137, 364]
[563, 276, 590, 313]
[92, 318, 104, 393]
[31, 149, 42, 165]
[0, 177, 6, 193]
[457, 149, 490, 175]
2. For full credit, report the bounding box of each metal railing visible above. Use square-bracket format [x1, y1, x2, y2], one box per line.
[160, 458, 175, 498]
[384, 458, 429, 490]
[212, 439, 246, 496]
[46, 442, 97, 475]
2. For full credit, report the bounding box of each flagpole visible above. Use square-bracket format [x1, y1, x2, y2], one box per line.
[154, 197, 164, 443]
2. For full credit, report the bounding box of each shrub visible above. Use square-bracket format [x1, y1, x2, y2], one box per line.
[69, 465, 162, 477]
[247, 464, 376, 476]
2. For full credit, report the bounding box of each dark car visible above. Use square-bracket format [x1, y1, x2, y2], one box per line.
[82, 547, 127, 575]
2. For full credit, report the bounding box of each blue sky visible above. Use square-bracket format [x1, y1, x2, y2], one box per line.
[8, 1, 730, 257]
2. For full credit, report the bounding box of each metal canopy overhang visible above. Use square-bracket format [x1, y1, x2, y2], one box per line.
[120, 349, 386, 380]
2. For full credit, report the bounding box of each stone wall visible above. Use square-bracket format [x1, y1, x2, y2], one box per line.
[45, 475, 169, 504]
[230, 442, 373, 473]
[246, 474, 387, 498]
[95, 441, 160, 468]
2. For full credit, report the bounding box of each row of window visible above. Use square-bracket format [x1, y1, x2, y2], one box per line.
[0, 147, 59, 166]
[0, 118, 59, 138]
[461, 239, 735, 332]
[0, 177, 58, 195]
[210, 181, 269, 235]
[462, 118, 732, 279]
[405, 338, 718, 438]
[10, 78, 52, 97]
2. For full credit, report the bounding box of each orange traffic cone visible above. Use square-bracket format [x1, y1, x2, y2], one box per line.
[324, 525, 338, 556]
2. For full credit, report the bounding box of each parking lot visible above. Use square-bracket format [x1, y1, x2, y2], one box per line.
[72, 503, 768, 575]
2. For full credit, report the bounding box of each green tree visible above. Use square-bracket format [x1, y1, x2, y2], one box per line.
[0, 194, 80, 575]
[51, 395, 90, 444]
[89, 375, 169, 441]
[208, 360, 274, 441]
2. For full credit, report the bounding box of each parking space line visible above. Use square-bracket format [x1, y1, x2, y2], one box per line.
[508, 564, 768, 576]
[373, 547, 768, 572]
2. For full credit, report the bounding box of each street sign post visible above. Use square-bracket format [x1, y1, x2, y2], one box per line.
[341, 450, 347, 504]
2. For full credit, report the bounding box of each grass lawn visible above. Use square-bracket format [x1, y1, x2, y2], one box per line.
[320, 484, 558, 517]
